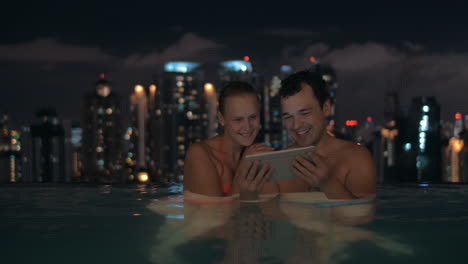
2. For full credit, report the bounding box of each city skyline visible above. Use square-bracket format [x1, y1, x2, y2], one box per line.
[3, 2, 468, 126]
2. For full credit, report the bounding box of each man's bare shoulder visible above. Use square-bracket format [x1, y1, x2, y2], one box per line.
[330, 138, 373, 163]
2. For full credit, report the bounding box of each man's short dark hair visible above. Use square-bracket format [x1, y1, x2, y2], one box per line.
[279, 70, 329, 108]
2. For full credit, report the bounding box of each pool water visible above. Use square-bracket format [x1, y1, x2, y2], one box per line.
[1, 184, 467, 264]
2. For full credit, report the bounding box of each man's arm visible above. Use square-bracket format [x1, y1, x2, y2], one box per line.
[184, 143, 224, 197]
[342, 145, 377, 198]
[292, 145, 376, 200]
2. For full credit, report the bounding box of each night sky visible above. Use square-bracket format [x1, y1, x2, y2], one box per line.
[2, 2, 468, 127]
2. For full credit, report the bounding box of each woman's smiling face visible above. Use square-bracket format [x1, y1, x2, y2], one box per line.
[218, 94, 260, 147]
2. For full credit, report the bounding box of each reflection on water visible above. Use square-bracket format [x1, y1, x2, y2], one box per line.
[148, 192, 413, 264]
[2, 184, 468, 264]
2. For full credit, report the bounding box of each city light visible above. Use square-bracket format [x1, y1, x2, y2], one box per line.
[404, 143, 412, 151]
[450, 137, 464, 153]
[221, 60, 252, 72]
[164, 62, 200, 73]
[422, 105, 429, 113]
[149, 84, 157, 94]
[367, 116, 373, 123]
[204, 83, 214, 93]
[134, 85, 144, 94]
[137, 172, 149, 182]
[455, 112, 462, 120]
[345, 120, 358, 126]
[309, 56, 316, 63]
[243, 55, 250, 61]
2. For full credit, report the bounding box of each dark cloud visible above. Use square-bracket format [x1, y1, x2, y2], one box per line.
[0, 38, 115, 63]
[263, 28, 319, 38]
[279, 42, 468, 123]
[123, 33, 223, 67]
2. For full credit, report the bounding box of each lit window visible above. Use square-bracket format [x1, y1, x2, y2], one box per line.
[422, 105, 429, 113]
[106, 108, 113, 115]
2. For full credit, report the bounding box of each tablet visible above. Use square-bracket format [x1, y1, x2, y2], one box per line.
[244, 146, 316, 182]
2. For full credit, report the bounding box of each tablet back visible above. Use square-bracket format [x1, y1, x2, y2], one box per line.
[244, 146, 316, 182]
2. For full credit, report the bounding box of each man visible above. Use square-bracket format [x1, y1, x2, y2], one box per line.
[277, 70, 376, 199]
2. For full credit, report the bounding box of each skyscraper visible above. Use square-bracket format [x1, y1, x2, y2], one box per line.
[0, 113, 21, 183]
[29, 109, 69, 182]
[127, 84, 152, 183]
[82, 76, 123, 183]
[378, 92, 401, 183]
[156, 62, 206, 182]
[398, 97, 441, 183]
[265, 65, 293, 149]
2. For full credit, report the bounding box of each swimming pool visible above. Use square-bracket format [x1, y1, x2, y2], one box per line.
[1, 184, 467, 263]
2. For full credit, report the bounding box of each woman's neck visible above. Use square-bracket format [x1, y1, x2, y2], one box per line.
[220, 134, 244, 164]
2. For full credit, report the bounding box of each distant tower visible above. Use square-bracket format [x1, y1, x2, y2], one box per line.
[157, 62, 206, 182]
[377, 92, 401, 183]
[443, 113, 465, 182]
[30, 109, 68, 182]
[265, 65, 293, 149]
[82, 75, 123, 183]
[127, 84, 150, 182]
[0, 113, 21, 183]
[70, 122, 82, 181]
[399, 97, 441, 183]
[204, 83, 218, 138]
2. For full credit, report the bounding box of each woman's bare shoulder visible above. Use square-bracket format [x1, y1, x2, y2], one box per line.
[186, 139, 219, 162]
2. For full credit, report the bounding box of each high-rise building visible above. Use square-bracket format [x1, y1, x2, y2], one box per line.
[82, 76, 123, 183]
[0, 113, 21, 183]
[155, 62, 206, 182]
[265, 65, 293, 149]
[443, 113, 466, 183]
[29, 109, 69, 182]
[398, 97, 441, 183]
[377, 92, 401, 183]
[126, 84, 153, 183]
[70, 122, 82, 181]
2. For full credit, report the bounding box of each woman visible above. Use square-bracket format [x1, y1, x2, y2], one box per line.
[184, 81, 279, 198]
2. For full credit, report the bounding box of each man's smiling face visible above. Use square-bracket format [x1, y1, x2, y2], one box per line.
[281, 82, 330, 147]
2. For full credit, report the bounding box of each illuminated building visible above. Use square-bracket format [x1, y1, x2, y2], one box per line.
[204, 83, 218, 138]
[219, 60, 255, 85]
[376, 92, 401, 183]
[265, 65, 293, 149]
[398, 97, 441, 183]
[29, 109, 70, 182]
[0, 113, 21, 182]
[453, 112, 463, 137]
[443, 113, 467, 182]
[156, 62, 207, 182]
[70, 122, 83, 180]
[127, 85, 150, 182]
[82, 76, 123, 183]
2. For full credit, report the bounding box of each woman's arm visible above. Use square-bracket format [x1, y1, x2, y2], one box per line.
[184, 142, 224, 197]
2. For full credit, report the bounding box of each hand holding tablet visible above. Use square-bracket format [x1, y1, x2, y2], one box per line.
[244, 146, 316, 182]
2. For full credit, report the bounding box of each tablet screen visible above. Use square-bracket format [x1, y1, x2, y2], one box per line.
[244, 146, 316, 182]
